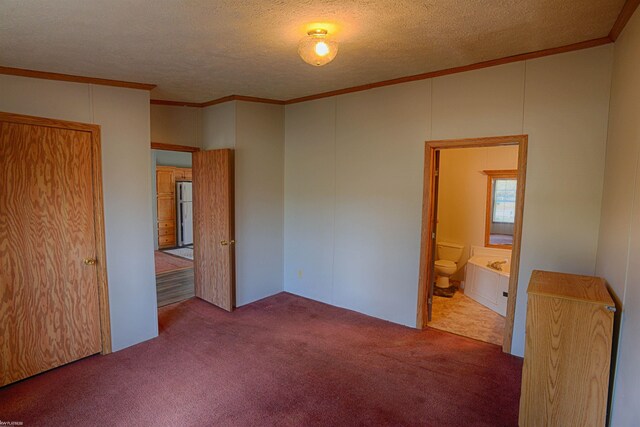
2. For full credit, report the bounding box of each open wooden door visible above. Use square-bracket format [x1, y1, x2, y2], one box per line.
[192, 149, 235, 311]
[0, 112, 110, 387]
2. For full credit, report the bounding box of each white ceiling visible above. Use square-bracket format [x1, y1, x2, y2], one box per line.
[0, 0, 625, 102]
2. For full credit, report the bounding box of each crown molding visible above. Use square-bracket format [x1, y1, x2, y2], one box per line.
[0, 66, 156, 90]
[150, 99, 202, 107]
[151, 94, 286, 108]
[609, 0, 640, 41]
[151, 36, 615, 108]
[151, 142, 200, 152]
[284, 37, 612, 104]
[201, 94, 288, 107]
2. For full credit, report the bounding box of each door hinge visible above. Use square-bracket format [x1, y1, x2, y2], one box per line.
[435, 170, 439, 177]
[427, 297, 432, 305]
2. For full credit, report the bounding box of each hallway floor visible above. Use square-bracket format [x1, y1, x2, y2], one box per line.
[154, 250, 193, 274]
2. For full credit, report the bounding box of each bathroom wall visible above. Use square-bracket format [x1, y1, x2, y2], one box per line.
[284, 44, 612, 356]
[595, 7, 640, 426]
[436, 146, 519, 281]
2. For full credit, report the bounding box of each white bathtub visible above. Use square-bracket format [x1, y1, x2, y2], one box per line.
[464, 247, 511, 316]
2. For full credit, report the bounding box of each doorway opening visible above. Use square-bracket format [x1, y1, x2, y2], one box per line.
[150, 143, 236, 314]
[417, 135, 527, 353]
[151, 143, 198, 307]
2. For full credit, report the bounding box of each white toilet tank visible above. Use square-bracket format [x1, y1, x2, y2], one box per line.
[437, 242, 464, 262]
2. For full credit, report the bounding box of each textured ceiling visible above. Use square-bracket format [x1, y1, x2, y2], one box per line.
[0, 0, 626, 102]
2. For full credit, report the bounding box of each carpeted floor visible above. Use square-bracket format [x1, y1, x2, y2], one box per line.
[0, 293, 522, 426]
[154, 250, 193, 274]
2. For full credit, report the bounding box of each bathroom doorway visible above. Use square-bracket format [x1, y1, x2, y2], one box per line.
[416, 135, 527, 353]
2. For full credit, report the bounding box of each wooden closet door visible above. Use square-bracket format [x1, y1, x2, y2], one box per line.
[0, 120, 102, 386]
[192, 149, 235, 311]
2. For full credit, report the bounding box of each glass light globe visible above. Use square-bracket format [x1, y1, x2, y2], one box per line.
[298, 29, 338, 67]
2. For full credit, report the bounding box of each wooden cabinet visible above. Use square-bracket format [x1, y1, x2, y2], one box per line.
[519, 270, 615, 427]
[156, 166, 192, 249]
[156, 168, 175, 195]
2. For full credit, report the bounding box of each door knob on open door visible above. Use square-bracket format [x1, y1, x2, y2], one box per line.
[83, 258, 97, 265]
[220, 240, 228, 246]
[230, 240, 236, 245]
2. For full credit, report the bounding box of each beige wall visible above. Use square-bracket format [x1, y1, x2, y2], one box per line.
[285, 81, 430, 325]
[595, 8, 640, 426]
[150, 104, 201, 147]
[0, 75, 158, 352]
[202, 102, 236, 150]
[201, 101, 285, 306]
[436, 146, 519, 280]
[284, 45, 613, 356]
[235, 102, 284, 305]
[284, 97, 337, 304]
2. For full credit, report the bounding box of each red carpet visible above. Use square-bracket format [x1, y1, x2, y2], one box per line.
[0, 293, 522, 426]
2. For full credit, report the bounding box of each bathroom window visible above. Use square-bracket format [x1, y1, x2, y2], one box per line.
[492, 179, 517, 223]
[484, 170, 518, 248]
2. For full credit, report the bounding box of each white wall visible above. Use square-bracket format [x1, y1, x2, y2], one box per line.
[284, 45, 613, 356]
[437, 146, 519, 280]
[286, 80, 431, 327]
[201, 101, 285, 306]
[333, 81, 430, 326]
[0, 75, 158, 352]
[284, 98, 336, 304]
[150, 104, 201, 148]
[516, 47, 612, 355]
[595, 8, 640, 426]
[202, 102, 236, 150]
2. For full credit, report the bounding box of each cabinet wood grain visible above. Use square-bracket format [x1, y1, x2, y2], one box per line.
[519, 270, 614, 427]
[193, 149, 235, 311]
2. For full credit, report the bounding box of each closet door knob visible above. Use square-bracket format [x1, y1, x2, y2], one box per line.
[220, 240, 228, 246]
[83, 258, 97, 265]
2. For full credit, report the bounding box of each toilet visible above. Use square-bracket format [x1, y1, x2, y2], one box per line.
[434, 242, 465, 288]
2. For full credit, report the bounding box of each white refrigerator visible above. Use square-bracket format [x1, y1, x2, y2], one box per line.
[176, 182, 193, 247]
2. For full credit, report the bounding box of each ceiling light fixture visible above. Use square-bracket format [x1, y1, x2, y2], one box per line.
[298, 28, 338, 67]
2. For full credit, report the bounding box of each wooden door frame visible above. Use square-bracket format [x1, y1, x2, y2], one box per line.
[0, 111, 112, 354]
[416, 134, 528, 353]
[150, 141, 200, 152]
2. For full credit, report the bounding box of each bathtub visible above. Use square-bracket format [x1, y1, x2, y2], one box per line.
[464, 247, 511, 316]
